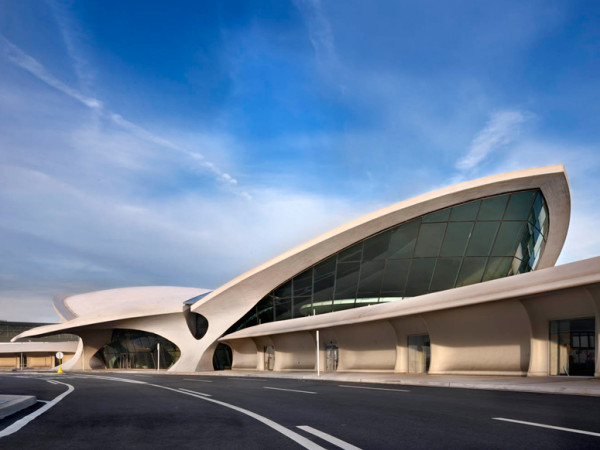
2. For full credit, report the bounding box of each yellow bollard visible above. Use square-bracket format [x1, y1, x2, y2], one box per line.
[57, 366, 63, 374]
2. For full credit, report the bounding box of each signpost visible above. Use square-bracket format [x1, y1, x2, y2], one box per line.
[56, 351, 64, 374]
[157, 343, 160, 372]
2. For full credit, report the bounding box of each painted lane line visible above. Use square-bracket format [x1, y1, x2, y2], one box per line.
[297, 425, 362, 450]
[264, 387, 317, 395]
[77, 374, 325, 450]
[227, 377, 266, 381]
[338, 385, 410, 393]
[0, 380, 74, 438]
[183, 378, 213, 383]
[178, 388, 211, 397]
[493, 418, 600, 437]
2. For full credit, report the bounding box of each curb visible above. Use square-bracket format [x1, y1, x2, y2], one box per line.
[0, 395, 37, 420]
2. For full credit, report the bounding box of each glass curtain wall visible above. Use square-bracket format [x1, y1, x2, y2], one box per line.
[229, 190, 549, 333]
[93, 329, 180, 370]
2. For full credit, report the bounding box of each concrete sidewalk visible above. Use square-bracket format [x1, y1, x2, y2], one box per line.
[0, 395, 36, 420]
[192, 370, 600, 397]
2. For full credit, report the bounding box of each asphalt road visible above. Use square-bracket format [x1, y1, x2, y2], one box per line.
[1, 372, 599, 449]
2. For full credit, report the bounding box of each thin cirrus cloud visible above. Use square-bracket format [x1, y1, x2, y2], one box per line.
[0, 33, 249, 198]
[456, 110, 531, 172]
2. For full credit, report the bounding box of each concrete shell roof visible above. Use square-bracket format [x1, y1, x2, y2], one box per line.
[192, 165, 571, 321]
[15, 286, 209, 340]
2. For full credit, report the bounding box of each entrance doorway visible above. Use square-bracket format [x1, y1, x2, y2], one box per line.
[550, 318, 595, 376]
[325, 342, 339, 372]
[264, 345, 274, 371]
[213, 343, 232, 370]
[408, 334, 430, 373]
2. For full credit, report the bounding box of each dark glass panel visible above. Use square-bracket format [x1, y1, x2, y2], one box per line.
[430, 258, 461, 291]
[334, 262, 360, 300]
[455, 258, 486, 287]
[378, 292, 404, 302]
[293, 269, 312, 297]
[414, 223, 446, 257]
[274, 298, 293, 321]
[363, 231, 391, 261]
[338, 242, 363, 262]
[256, 295, 275, 324]
[440, 222, 474, 257]
[449, 201, 480, 221]
[381, 259, 410, 292]
[274, 281, 292, 299]
[388, 219, 421, 258]
[293, 296, 313, 318]
[482, 257, 512, 281]
[491, 222, 526, 257]
[354, 296, 379, 308]
[477, 195, 509, 220]
[465, 222, 500, 256]
[332, 298, 357, 312]
[405, 258, 436, 296]
[504, 191, 537, 220]
[313, 257, 336, 303]
[422, 208, 450, 223]
[358, 260, 385, 293]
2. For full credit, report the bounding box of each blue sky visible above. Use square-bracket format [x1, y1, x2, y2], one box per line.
[1, 1, 599, 321]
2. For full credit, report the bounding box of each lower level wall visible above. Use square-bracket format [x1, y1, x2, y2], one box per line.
[228, 282, 600, 377]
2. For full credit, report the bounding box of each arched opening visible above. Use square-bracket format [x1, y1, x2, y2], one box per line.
[212, 343, 232, 370]
[184, 308, 209, 340]
[92, 329, 180, 370]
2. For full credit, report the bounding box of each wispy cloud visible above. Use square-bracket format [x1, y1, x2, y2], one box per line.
[294, 0, 337, 65]
[456, 110, 531, 172]
[0, 33, 250, 198]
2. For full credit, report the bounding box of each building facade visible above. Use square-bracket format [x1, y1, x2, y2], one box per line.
[13, 165, 600, 377]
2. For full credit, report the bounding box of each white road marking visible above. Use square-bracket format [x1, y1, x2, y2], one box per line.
[264, 387, 317, 394]
[338, 385, 410, 393]
[493, 418, 600, 437]
[297, 425, 362, 450]
[227, 377, 266, 381]
[75, 374, 326, 450]
[183, 378, 213, 383]
[0, 380, 74, 438]
[178, 388, 211, 397]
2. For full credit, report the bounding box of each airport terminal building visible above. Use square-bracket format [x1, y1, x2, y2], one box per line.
[11, 165, 600, 377]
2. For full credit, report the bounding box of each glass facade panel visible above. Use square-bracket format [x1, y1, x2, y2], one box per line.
[466, 222, 500, 257]
[334, 262, 360, 300]
[423, 208, 450, 223]
[338, 243, 362, 262]
[293, 296, 313, 318]
[430, 258, 461, 291]
[388, 219, 420, 258]
[405, 259, 436, 296]
[504, 191, 537, 220]
[231, 189, 549, 332]
[381, 259, 410, 292]
[363, 231, 391, 261]
[491, 222, 526, 257]
[414, 223, 446, 257]
[358, 259, 385, 293]
[293, 270, 312, 297]
[274, 298, 292, 321]
[440, 222, 473, 257]
[93, 329, 180, 370]
[477, 195, 508, 220]
[455, 257, 486, 287]
[450, 201, 480, 221]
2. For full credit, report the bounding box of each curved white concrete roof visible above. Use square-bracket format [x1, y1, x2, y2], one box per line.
[54, 286, 210, 320]
[16, 286, 209, 340]
[192, 165, 570, 323]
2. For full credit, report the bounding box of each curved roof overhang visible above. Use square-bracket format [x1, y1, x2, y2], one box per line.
[14, 286, 209, 341]
[192, 165, 570, 321]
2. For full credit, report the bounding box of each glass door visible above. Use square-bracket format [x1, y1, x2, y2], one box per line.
[550, 318, 595, 376]
[408, 335, 430, 373]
